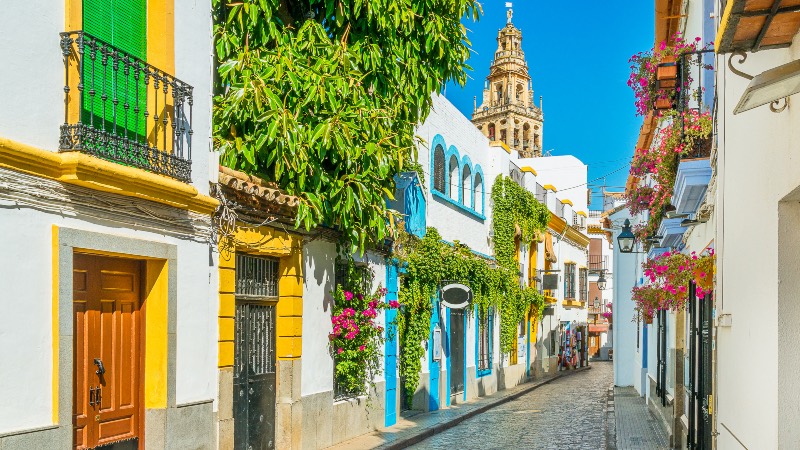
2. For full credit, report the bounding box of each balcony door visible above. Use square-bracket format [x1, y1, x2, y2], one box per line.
[82, 0, 147, 139]
[73, 254, 143, 449]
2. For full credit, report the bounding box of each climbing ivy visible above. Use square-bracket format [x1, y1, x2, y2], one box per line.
[490, 176, 550, 353]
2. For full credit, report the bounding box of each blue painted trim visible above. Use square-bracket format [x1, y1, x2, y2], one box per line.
[432, 190, 487, 221]
[445, 307, 451, 407]
[430, 134, 448, 195]
[463, 311, 468, 401]
[473, 164, 486, 217]
[446, 145, 461, 202]
[475, 306, 493, 378]
[460, 155, 474, 208]
[642, 322, 648, 369]
[429, 296, 441, 411]
[440, 239, 495, 261]
[384, 264, 399, 427]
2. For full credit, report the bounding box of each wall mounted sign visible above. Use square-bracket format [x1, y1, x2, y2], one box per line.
[440, 282, 472, 309]
[542, 274, 559, 291]
[542, 307, 555, 316]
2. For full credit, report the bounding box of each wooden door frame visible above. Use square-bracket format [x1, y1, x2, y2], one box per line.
[54, 227, 178, 448]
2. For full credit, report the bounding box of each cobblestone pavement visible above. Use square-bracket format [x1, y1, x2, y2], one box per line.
[408, 362, 613, 450]
[613, 387, 669, 450]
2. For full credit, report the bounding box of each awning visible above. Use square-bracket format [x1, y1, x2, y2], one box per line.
[717, 0, 800, 53]
[589, 324, 608, 334]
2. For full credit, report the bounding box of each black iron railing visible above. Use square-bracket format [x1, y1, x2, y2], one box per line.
[59, 31, 193, 182]
[589, 255, 607, 272]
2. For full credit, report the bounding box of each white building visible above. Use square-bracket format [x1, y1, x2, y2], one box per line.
[0, 1, 219, 448]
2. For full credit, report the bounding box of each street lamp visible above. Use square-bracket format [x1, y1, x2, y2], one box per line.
[597, 270, 607, 291]
[617, 219, 636, 253]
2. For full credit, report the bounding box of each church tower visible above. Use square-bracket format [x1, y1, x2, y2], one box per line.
[471, 7, 544, 158]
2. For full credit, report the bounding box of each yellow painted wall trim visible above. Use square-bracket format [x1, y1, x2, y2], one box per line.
[562, 299, 583, 308]
[0, 138, 218, 214]
[548, 212, 590, 248]
[543, 184, 557, 192]
[576, 211, 587, 217]
[715, 0, 735, 53]
[545, 296, 558, 304]
[489, 140, 511, 154]
[521, 166, 537, 176]
[560, 198, 573, 206]
[51, 226, 59, 423]
[144, 260, 169, 409]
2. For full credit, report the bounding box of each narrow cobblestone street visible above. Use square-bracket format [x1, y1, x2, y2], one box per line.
[408, 362, 612, 450]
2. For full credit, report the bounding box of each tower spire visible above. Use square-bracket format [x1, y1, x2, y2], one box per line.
[470, 10, 544, 158]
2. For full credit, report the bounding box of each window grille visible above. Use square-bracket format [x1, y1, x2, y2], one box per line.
[474, 173, 484, 212]
[579, 268, 587, 302]
[236, 254, 279, 298]
[564, 263, 576, 299]
[433, 145, 446, 193]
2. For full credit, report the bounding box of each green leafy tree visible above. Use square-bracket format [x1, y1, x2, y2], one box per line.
[212, 0, 480, 250]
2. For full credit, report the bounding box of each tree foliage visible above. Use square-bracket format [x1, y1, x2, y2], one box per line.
[212, 0, 480, 250]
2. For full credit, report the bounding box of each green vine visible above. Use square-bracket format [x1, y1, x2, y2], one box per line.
[394, 176, 549, 405]
[490, 176, 550, 353]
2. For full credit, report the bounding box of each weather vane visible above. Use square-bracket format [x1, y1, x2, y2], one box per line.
[506, 2, 513, 24]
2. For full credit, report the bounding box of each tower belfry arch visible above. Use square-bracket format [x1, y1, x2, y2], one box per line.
[471, 7, 544, 158]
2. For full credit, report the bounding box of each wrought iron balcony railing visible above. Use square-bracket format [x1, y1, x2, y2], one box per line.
[589, 255, 608, 272]
[59, 31, 193, 182]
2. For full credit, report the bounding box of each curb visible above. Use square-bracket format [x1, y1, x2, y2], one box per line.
[379, 366, 593, 450]
[605, 385, 617, 450]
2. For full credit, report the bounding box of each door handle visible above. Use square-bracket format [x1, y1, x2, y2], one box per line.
[96, 385, 101, 405]
[93, 358, 105, 375]
[89, 386, 96, 406]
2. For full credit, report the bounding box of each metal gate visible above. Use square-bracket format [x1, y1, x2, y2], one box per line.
[449, 309, 465, 396]
[234, 254, 278, 450]
[687, 282, 713, 449]
[656, 309, 667, 406]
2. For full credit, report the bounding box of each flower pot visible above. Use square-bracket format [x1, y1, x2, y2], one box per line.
[656, 61, 678, 89]
[694, 268, 713, 291]
[644, 314, 653, 325]
[653, 96, 673, 110]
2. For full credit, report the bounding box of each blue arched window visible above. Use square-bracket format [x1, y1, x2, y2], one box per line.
[433, 145, 445, 193]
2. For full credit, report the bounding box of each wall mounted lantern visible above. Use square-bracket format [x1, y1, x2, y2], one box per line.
[597, 271, 607, 291]
[618, 219, 636, 253]
[733, 58, 800, 114]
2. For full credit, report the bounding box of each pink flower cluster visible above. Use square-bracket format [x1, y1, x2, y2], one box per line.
[633, 249, 716, 320]
[328, 286, 400, 356]
[628, 33, 711, 116]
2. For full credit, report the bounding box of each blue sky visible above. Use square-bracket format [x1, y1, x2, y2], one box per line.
[444, 1, 654, 210]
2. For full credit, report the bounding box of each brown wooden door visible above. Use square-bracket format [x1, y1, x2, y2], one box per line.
[73, 254, 142, 449]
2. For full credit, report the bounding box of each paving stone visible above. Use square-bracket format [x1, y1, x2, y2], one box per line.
[613, 386, 669, 450]
[406, 362, 613, 449]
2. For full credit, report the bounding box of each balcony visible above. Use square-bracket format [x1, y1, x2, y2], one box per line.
[672, 140, 712, 216]
[59, 31, 193, 182]
[589, 255, 608, 272]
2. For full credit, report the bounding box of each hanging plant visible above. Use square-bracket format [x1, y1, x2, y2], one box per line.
[628, 33, 712, 116]
[632, 248, 716, 320]
[626, 110, 713, 242]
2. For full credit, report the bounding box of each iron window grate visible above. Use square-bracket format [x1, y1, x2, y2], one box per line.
[236, 254, 279, 298]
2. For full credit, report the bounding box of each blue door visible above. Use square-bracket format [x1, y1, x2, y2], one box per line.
[384, 264, 399, 426]
[429, 298, 441, 411]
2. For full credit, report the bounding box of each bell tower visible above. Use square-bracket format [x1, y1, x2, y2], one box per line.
[471, 6, 544, 158]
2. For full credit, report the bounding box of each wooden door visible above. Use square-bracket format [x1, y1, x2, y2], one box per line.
[73, 254, 142, 449]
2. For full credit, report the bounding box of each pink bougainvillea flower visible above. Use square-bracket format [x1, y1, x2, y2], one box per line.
[344, 291, 354, 301]
[337, 348, 344, 354]
[389, 300, 400, 309]
[358, 345, 365, 351]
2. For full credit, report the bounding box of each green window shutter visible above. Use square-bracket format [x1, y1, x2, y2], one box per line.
[82, 0, 147, 141]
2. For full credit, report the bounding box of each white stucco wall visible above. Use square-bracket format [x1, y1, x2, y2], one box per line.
[610, 208, 643, 388]
[713, 40, 800, 447]
[521, 155, 589, 213]
[0, 0, 214, 191]
[0, 207, 217, 433]
[300, 241, 388, 397]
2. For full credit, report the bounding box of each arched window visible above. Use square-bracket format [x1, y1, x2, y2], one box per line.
[448, 155, 459, 201]
[433, 145, 445, 193]
[474, 172, 484, 213]
[488, 123, 496, 140]
[462, 165, 472, 208]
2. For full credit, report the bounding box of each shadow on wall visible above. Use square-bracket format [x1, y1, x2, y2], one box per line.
[309, 246, 336, 313]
